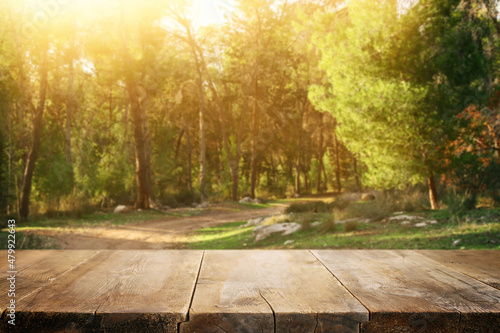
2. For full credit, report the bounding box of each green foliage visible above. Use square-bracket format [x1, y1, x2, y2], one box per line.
[443, 191, 478, 219]
[310, 0, 499, 197]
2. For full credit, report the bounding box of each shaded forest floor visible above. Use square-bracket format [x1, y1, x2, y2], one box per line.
[6, 202, 286, 249]
[2, 198, 499, 250]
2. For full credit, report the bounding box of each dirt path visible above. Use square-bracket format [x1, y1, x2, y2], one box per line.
[27, 205, 284, 250]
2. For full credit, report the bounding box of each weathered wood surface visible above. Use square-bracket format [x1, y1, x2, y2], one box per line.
[1, 250, 499, 332]
[179, 250, 369, 333]
[7, 250, 203, 333]
[0, 250, 100, 313]
[418, 250, 500, 290]
[312, 250, 500, 333]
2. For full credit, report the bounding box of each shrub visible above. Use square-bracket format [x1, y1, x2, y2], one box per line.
[342, 199, 394, 221]
[285, 201, 334, 214]
[333, 198, 351, 211]
[345, 220, 358, 232]
[321, 214, 337, 232]
[443, 191, 477, 218]
[300, 215, 312, 231]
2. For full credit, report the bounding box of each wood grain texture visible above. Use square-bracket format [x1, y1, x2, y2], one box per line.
[312, 250, 500, 333]
[180, 250, 368, 333]
[0, 250, 99, 314]
[12, 250, 203, 333]
[418, 250, 500, 289]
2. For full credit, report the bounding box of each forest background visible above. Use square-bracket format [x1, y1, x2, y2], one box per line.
[0, 0, 499, 222]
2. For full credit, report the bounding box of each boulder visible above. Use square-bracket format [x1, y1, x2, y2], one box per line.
[361, 193, 376, 201]
[239, 197, 253, 203]
[196, 202, 209, 209]
[253, 223, 301, 241]
[241, 217, 264, 228]
[414, 222, 427, 228]
[251, 198, 262, 204]
[389, 215, 424, 221]
[113, 205, 128, 214]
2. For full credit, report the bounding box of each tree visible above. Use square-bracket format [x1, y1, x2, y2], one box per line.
[310, 0, 499, 208]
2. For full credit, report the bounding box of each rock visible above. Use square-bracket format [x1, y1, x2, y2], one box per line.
[414, 222, 427, 228]
[241, 217, 264, 228]
[114, 205, 128, 213]
[195, 202, 209, 209]
[251, 198, 262, 204]
[453, 239, 461, 247]
[427, 220, 438, 224]
[284, 240, 294, 246]
[361, 193, 375, 201]
[389, 215, 424, 221]
[137, 209, 142, 212]
[311, 222, 322, 227]
[253, 223, 301, 241]
[336, 218, 361, 224]
[400, 221, 411, 225]
[239, 197, 253, 203]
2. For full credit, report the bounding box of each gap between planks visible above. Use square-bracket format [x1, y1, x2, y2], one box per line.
[309, 249, 372, 324]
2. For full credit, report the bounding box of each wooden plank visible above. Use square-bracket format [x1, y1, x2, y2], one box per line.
[180, 250, 368, 333]
[312, 250, 500, 333]
[0, 250, 100, 314]
[13, 250, 202, 333]
[95, 250, 203, 332]
[418, 250, 500, 290]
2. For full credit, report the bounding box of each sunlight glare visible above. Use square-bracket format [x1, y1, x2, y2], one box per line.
[193, 0, 234, 27]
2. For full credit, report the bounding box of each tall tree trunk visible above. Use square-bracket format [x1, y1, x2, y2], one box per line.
[334, 132, 342, 193]
[353, 157, 361, 191]
[295, 159, 301, 195]
[185, 124, 193, 193]
[126, 82, 150, 209]
[428, 174, 440, 210]
[65, 55, 75, 165]
[303, 167, 309, 193]
[141, 95, 153, 206]
[322, 164, 328, 190]
[250, 75, 259, 199]
[317, 116, 324, 193]
[19, 45, 48, 221]
[196, 66, 207, 203]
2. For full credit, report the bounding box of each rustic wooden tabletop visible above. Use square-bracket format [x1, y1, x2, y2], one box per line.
[1, 250, 499, 332]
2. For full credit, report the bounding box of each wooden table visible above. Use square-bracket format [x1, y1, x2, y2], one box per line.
[1, 250, 499, 332]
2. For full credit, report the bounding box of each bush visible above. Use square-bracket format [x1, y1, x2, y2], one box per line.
[285, 201, 334, 214]
[443, 191, 477, 218]
[345, 220, 358, 232]
[342, 199, 394, 221]
[300, 215, 312, 231]
[321, 214, 337, 232]
[333, 198, 351, 211]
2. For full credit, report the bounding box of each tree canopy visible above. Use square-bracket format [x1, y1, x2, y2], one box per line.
[0, 0, 498, 219]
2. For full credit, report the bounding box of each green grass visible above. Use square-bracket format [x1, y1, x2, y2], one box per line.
[0, 231, 60, 250]
[185, 209, 500, 250]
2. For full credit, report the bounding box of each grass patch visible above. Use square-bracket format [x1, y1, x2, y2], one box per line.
[185, 209, 500, 250]
[0, 231, 60, 249]
[8, 209, 168, 232]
